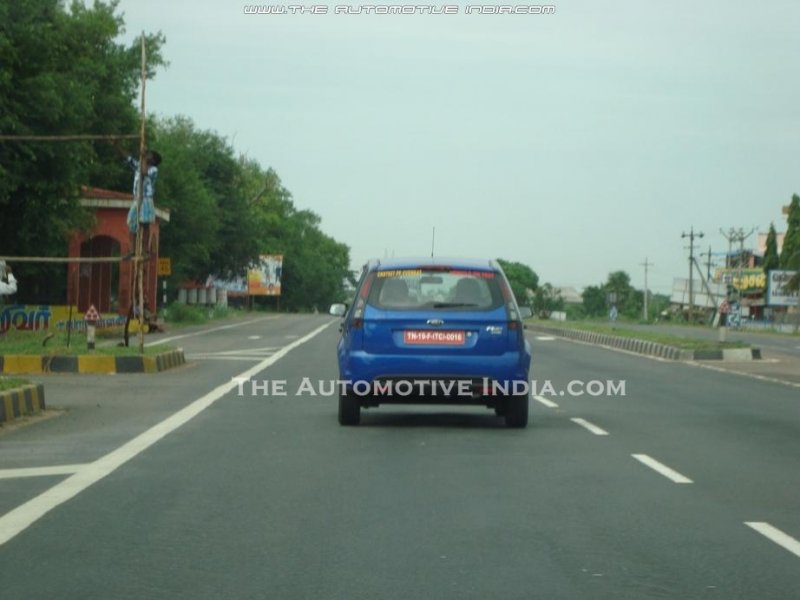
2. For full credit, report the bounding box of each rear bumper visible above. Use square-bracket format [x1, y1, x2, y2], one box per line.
[338, 350, 531, 406]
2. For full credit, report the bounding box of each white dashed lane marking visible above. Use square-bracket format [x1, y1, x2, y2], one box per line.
[745, 522, 800, 559]
[532, 395, 559, 408]
[632, 454, 693, 484]
[570, 418, 609, 436]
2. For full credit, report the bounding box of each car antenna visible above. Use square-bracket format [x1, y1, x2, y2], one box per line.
[430, 226, 435, 258]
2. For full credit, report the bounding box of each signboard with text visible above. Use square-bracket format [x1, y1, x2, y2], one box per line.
[766, 270, 799, 307]
[0, 305, 144, 334]
[713, 268, 766, 292]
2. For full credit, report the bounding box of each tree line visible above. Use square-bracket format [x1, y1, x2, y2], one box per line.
[0, 1, 352, 311]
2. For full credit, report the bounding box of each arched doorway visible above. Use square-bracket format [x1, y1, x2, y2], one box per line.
[76, 235, 121, 313]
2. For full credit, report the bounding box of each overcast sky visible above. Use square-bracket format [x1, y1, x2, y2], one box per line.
[116, 1, 798, 294]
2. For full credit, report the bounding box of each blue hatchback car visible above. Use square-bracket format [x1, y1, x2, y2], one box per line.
[330, 258, 532, 427]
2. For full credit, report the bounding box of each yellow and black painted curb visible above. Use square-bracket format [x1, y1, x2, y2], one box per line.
[0, 349, 186, 375]
[0, 383, 46, 425]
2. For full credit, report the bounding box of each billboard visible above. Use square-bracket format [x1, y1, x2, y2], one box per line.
[766, 270, 799, 307]
[248, 254, 283, 296]
[713, 268, 766, 292]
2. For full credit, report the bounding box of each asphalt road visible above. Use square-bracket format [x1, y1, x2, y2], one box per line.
[1, 315, 799, 599]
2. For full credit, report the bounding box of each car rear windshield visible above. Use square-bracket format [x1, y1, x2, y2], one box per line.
[368, 268, 504, 311]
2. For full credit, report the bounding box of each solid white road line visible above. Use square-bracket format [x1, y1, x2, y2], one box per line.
[211, 347, 279, 355]
[147, 316, 281, 346]
[745, 522, 800, 559]
[631, 454, 693, 484]
[687, 360, 800, 390]
[570, 418, 609, 436]
[0, 320, 335, 548]
[0, 465, 87, 480]
[533, 395, 559, 408]
[185, 356, 264, 361]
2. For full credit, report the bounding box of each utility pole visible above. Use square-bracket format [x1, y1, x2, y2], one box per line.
[701, 246, 714, 281]
[682, 227, 704, 321]
[640, 257, 653, 321]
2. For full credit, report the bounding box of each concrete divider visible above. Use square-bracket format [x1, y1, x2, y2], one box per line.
[527, 324, 760, 362]
[0, 349, 186, 375]
[0, 383, 45, 425]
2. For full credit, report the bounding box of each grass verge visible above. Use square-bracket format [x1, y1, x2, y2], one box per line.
[162, 304, 244, 328]
[0, 376, 30, 391]
[529, 320, 749, 350]
[0, 329, 175, 356]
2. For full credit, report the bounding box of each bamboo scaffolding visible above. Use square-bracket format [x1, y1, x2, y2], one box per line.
[4, 37, 153, 353]
[0, 134, 139, 141]
[0, 256, 129, 263]
[135, 35, 147, 354]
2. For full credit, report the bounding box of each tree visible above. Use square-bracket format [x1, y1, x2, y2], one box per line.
[496, 259, 538, 307]
[581, 285, 606, 317]
[649, 293, 672, 320]
[150, 117, 353, 310]
[580, 271, 643, 319]
[602, 270, 643, 318]
[763, 223, 780, 273]
[0, 0, 164, 302]
[0, 2, 355, 311]
[533, 283, 564, 318]
[780, 194, 800, 270]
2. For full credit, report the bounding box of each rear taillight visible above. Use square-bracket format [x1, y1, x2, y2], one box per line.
[498, 275, 521, 331]
[351, 272, 375, 329]
[352, 300, 364, 329]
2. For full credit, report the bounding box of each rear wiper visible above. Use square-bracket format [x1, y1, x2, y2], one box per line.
[432, 302, 478, 308]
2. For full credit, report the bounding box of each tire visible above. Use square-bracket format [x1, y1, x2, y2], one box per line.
[338, 392, 360, 426]
[504, 394, 529, 428]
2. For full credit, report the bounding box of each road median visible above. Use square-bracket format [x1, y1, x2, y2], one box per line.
[0, 349, 186, 374]
[528, 322, 761, 361]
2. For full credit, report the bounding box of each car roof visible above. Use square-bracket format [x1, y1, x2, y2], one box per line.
[365, 257, 498, 271]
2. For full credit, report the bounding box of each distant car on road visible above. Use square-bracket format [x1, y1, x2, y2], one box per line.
[330, 258, 532, 427]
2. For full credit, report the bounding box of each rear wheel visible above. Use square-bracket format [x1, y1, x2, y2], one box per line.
[338, 392, 361, 426]
[504, 394, 529, 428]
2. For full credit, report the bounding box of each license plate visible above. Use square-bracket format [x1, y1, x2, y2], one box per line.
[403, 330, 466, 345]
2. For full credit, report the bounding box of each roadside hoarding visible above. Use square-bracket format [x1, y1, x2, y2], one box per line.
[1, 304, 144, 334]
[248, 255, 283, 296]
[766, 270, 799, 307]
[713, 268, 766, 292]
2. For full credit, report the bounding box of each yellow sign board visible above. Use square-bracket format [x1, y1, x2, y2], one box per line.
[713, 268, 766, 291]
[157, 258, 171, 276]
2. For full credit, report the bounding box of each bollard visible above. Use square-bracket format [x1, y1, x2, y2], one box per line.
[718, 326, 727, 343]
[84, 304, 100, 351]
[87, 319, 96, 350]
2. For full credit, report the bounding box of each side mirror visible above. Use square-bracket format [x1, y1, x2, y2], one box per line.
[518, 306, 532, 319]
[329, 303, 346, 317]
